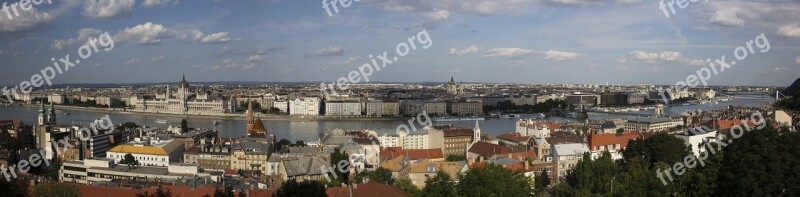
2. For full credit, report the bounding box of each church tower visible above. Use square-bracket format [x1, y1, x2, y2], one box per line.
[246, 96, 255, 131]
[47, 102, 56, 125]
[473, 120, 481, 144]
[37, 102, 47, 125]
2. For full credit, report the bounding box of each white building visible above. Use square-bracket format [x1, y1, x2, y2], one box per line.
[515, 119, 551, 138]
[675, 128, 718, 157]
[625, 117, 682, 132]
[325, 101, 362, 116]
[552, 143, 591, 176]
[273, 100, 289, 114]
[131, 75, 236, 115]
[289, 97, 320, 116]
[377, 127, 443, 150]
[106, 138, 185, 167]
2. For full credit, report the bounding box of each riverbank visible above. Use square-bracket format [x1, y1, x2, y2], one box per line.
[19, 104, 408, 121]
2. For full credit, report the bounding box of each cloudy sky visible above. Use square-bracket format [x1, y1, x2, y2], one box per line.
[0, 0, 798, 86]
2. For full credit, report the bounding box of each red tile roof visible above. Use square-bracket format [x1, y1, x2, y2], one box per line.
[468, 141, 510, 157]
[587, 131, 640, 151]
[497, 133, 531, 143]
[380, 147, 444, 160]
[77, 185, 275, 197]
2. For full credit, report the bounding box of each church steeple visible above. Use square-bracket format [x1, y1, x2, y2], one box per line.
[47, 102, 56, 125]
[38, 102, 47, 125]
[473, 120, 481, 144]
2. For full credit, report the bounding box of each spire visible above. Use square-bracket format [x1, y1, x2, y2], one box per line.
[39, 102, 45, 113]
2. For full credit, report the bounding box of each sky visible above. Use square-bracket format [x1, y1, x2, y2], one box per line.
[0, 0, 798, 87]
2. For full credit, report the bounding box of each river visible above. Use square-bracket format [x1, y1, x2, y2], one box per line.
[0, 96, 774, 142]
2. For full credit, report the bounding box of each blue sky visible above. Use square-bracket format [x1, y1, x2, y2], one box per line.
[0, 0, 798, 86]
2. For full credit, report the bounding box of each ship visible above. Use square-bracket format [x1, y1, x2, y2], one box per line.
[499, 114, 520, 119]
[155, 119, 168, 124]
[433, 116, 486, 122]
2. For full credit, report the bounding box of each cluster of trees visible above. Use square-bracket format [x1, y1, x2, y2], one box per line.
[775, 96, 800, 110]
[484, 99, 567, 113]
[400, 164, 535, 197]
[550, 126, 800, 196]
[274, 139, 307, 151]
[116, 122, 139, 131]
[445, 154, 466, 162]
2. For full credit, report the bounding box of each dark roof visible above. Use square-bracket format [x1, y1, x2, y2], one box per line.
[468, 141, 510, 157]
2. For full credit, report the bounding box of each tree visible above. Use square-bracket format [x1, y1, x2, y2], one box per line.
[445, 154, 467, 162]
[294, 140, 306, 147]
[558, 152, 617, 196]
[0, 179, 18, 197]
[622, 132, 689, 167]
[420, 171, 457, 197]
[393, 178, 420, 196]
[180, 119, 188, 133]
[329, 148, 350, 186]
[535, 170, 551, 191]
[32, 183, 81, 197]
[715, 126, 800, 196]
[276, 139, 291, 151]
[48, 158, 62, 181]
[136, 187, 172, 197]
[457, 164, 534, 197]
[353, 167, 394, 184]
[120, 153, 140, 169]
[117, 122, 138, 130]
[273, 179, 327, 197]
[213, 185, 234, 197]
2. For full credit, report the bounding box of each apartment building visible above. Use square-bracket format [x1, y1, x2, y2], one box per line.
[289, 97, 320, 116]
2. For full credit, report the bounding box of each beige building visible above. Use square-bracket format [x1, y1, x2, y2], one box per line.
[447, 101, 483, 115]
[433, 125, 476, 156]
[408, 161, 468, 188]
[107, 138, 186, 167]
[401, 100, 446, 116]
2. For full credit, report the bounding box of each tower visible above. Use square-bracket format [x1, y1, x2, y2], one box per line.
[246, 96, 255, 132]
[47, 102, 56, 125]
[473, 120, 481, 144]
[37, 102, 47, 125]
[655, 104, 664, 117]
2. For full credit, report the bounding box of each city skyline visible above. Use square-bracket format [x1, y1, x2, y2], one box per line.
[0, 0, 798, 86]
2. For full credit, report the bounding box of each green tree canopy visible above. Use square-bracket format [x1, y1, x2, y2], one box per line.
[32, 183, 81, 197]
[420, 171, 457, 197]
[457, 164, 535, 197]
[273, 179, 327, 197]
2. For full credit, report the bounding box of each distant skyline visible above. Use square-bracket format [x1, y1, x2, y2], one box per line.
[1, 0, 799, 86]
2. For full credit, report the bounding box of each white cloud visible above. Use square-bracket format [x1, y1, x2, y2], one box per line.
[142, 0, 179, 7]
[247, 55, 266, 63]
[777, 24, 800, 38]
[308, 46, 345, 56]
[543, 50, 579, 60]
[198, 32, 232, 44]
[150, 55, 165, 61]
[52, 28, 103, 50]
[628, 50, 685, 63]
[796, 56, 800, 65]
[124, 58, 140, 64]
[114, 22, 172, 45]
[709, 6, 745, 26]
[365, 0, 538, 16]
[425, 10, 451, 21]
[688, 59, 706, 66]
[0, 8, 53, 32]
[329, 56, 363, 65]
[449, 45, 480, 56]
[485, 48, 534, 58]
[83, 0, 135, 19]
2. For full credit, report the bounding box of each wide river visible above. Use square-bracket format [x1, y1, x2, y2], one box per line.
[0, 96, 774, 142]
